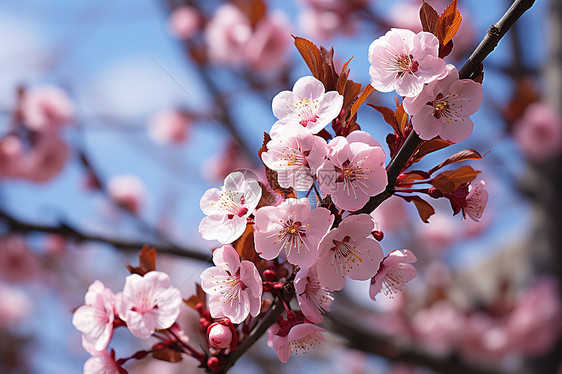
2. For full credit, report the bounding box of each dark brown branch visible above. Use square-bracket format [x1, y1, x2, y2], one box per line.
[356, 0, 536, 215]
[0, 209, 212, 263]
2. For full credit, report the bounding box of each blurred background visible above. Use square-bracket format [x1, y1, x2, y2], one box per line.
[0, 0, 560, 373]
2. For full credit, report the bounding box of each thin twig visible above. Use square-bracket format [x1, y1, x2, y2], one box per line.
[0, 209, 212, 263]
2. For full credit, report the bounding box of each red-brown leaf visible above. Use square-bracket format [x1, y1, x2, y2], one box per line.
[429, 149, 487, 175]
[420, 1, 439, 33]
[400, 195, 435, 223]
[430, 165, 481, 194]
[293, 36, 323, 81]
[436, 0, 462, 46]
[347, 85, 374, 125]
[125, 244, 157, 276]
[153, 348, 183, 363]
[413, 138, 453, 162]
[369, 105, 399, 133]
[258, 132, 297, 199]
[395, 103, 408, 136]
[399, 170, 432, 184]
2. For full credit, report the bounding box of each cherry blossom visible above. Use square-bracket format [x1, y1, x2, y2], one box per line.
[21, 135, 70, 184]
[316, 214, 384, 291]
[294, 265, 333, 323]
[272, 322, 326, 363]
[411, 301, 465, 355]
[368, 28, 447, 97]
[147, 109, 191, 145]
[167, 6, 200, 40]
[0, 135, 24, 179]
[513, 102, 562, 162]
[20, 85, 74, 133]
[261, 123, 328, 191]
[0, 235, 40, 283]
[245, 11, 292, 71]
[462, 180, 488, 222]
[317, 131, 387, 211]
[115, 271, 182, 339]
[0, 283, 33, 329]
[84, 350, 124, 374]
[200, 245, 263, 324]
[254, 198, 333, 268]
[272, 76, 343, 133]
[73, 280, 116, 353]
[199, 171, 262, 244]
[297, 7, 358, 41]
[403, 64, 483, 142]
[107, 174, 147, 215]
[205, 4, 252, 66]
[369, 249, 417, 300]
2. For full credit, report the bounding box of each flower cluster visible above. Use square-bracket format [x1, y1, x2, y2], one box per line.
[74, 4, 494, 371]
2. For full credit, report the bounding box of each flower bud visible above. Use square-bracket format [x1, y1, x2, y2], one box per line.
[372, 230, 384, 241]
[208, 323, 233, 349]
[428, 187, 443, 198]
[263, 269, 276, 282]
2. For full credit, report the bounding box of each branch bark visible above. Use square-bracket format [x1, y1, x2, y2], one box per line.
[0, 209, 212, 263]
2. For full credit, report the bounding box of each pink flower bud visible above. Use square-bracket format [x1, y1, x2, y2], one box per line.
[208, 323, 233, 349]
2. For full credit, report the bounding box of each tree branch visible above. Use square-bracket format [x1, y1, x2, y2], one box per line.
[0, 209, 212, 263]
[325, 307, 531, 374]
[356, 0, 536, 215]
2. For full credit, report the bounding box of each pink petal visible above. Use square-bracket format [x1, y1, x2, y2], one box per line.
[292, 76, 325, 102]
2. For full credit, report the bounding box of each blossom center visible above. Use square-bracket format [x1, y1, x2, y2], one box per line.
[381, 53, 419, 78]
[330, 236, 363, 276]
[428, 93, 451, 119]
[275, 220, 309, 255]
[290, 331, 324, 355]
[295, 97, 320, 127]
[302, 276, 333, 313]
[214, 190, 248, 219]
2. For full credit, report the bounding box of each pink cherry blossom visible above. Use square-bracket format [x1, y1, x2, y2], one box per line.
[0, 235, 40, 283]
[261, 123, 328, 191]
[21, 135, 69, 184]
[0, 283, 33, 329]
[147, 109, 191, 145]
[297, 7, 358, 41]
[272, 76, 344, 133]
[369, 249, 416, 300]
[368, 28, 447, 97]
[460, 312, 510, 360]
[20, 85, 74, 133]
[246, 11, 292, 71]
[317, 131, 387, 211]
[116, 271, 182, 339]
[205, 4, 252, 66]
[0, 135, 25, 179]
[370, 195, 407, 233]
[84, 350, 123, 374]
[411, 301, 465, 355]
[254, 198, 333, 268]
[462, 180, 488, 222]
[199, 171, 262, 244]
[167, 6, 200, 40]
[294, 265, 333, 323]
[513, 102, 562, 162]
[200, 245, 263, 324]
[403, 64, 483, 142]
[506, 277, 562, 356]
[72, 280, 116, 353]
[316, 214, 384, 290]
[272, 322, 326, 363]
[107, 174, 147, 215]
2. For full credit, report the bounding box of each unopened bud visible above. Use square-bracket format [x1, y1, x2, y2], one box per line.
[208, 323, 233, 349]
[428, 187, 443, 198]
[200, 317, 211, 333]
[372, 230, 384, 241]
[263, 269, 276, 282]
[207, 356, 223, 372]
